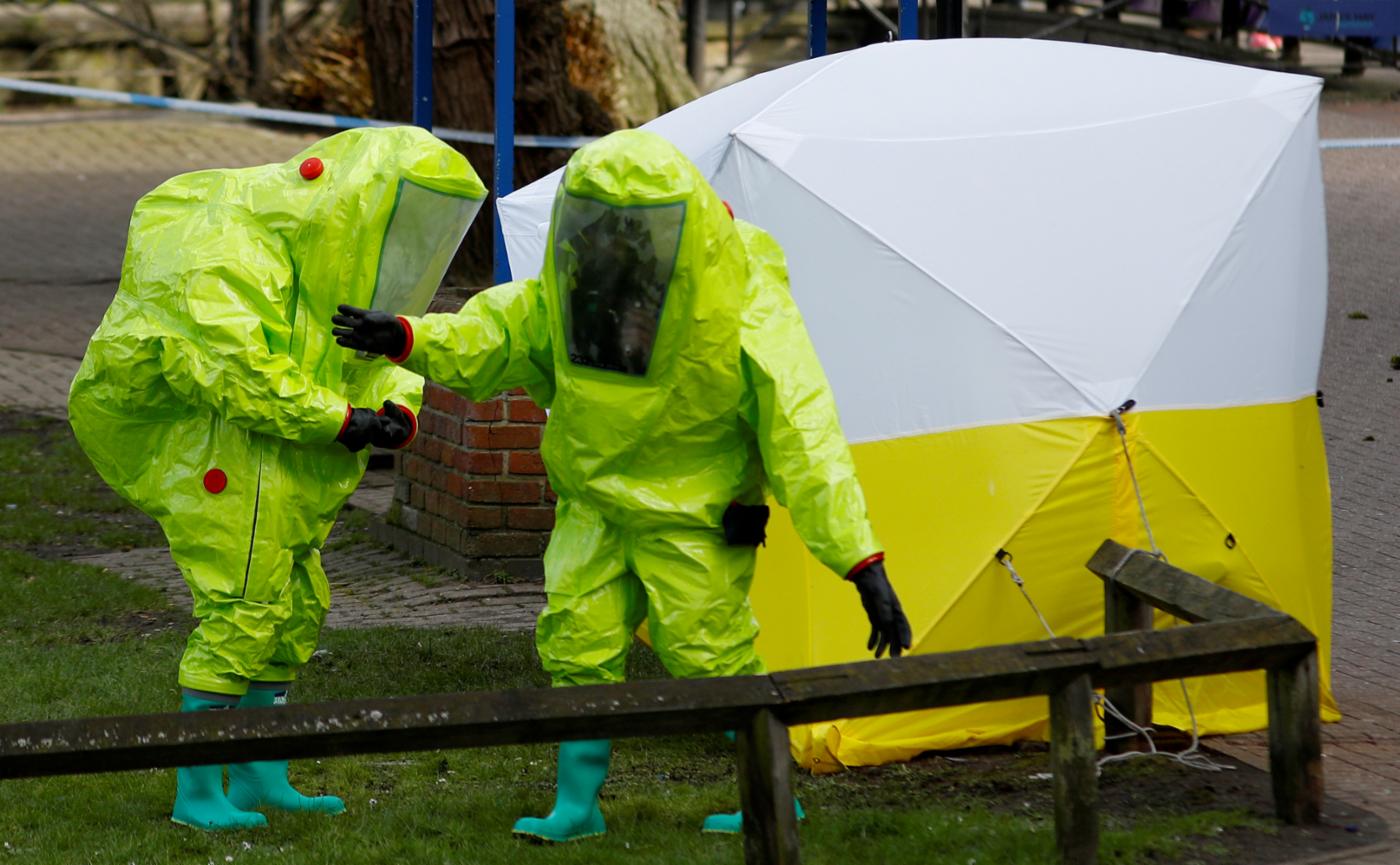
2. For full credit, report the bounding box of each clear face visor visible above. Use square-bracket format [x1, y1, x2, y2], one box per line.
[370, 179, 484, 318]
[552, 193, 685, 377]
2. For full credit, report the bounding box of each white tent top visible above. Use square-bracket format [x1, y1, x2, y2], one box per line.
[500, 39, 1326, 444]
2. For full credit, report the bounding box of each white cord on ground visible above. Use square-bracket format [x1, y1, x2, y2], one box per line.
[996, 445, 1233, 772]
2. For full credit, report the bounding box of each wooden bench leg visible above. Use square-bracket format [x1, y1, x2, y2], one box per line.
[1051, 673, 1099, 865]
[1267, 649, 1323, 824]
[736, 709, 801, 865]
[1103, 579, 1153, 753]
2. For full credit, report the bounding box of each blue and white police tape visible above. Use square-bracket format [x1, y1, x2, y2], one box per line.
[4, 76, 1399, 152]
[0, 77, 599, 149]
[1319, 137, 1400, 150]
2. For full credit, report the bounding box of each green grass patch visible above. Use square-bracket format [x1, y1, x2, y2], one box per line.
[0, 412, 161, 552]
[0, 554, 1267, 864]
[0, 409, 1275, 863]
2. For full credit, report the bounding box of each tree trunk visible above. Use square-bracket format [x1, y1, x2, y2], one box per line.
[362, 0, 696, 283]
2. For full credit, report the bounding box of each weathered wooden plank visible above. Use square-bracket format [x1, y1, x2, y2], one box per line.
[1086, 540, 1280, 623]
[0, 677, 783, 779]
[774, 618, 1313, 726]
[1091, 616, 1315, 687]
[1103, 575, 1154, 753]
[4, 615, 1316, 779]
[736, 709, 801, 865]
[772, 637, 1098, 725]
[1050, 673, 1098, 865]
[1267, 649, 1323, 824]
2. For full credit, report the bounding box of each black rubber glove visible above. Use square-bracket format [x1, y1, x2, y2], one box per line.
[849, 560, 913, 659]
[337, 407, 380, 453]
[372, 400, 416, 449]
[331, 304, 407, 357]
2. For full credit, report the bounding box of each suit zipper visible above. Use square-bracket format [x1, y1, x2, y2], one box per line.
[241, 454, 264, 598]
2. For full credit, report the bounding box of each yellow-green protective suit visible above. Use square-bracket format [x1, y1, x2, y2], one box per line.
[391, 130, 880, 686]
[69, 127, 486, 695]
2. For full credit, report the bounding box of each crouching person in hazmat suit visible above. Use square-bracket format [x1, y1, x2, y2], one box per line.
[331, 129, 912, 841]
[68, 127, 486, 831]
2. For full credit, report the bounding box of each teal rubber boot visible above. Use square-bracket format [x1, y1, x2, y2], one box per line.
[703, 731, 805, 833]
[227, 686, 346, 815]
[702, 798, 806, 834]
[513, 739, 611, 843]
[171, 694, 268, 831]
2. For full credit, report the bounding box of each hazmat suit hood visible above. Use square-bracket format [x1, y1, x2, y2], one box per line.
[539, 130, 756, 528]
[257, 126, 487, 372]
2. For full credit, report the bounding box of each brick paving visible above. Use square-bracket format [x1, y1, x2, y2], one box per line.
[68, 544, 545, 633]
[0, 113, 318, 361]
[1201, 100, 1400, 863]
[2, 105, 1400, 861]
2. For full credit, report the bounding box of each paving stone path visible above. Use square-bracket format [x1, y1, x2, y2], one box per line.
[68, 543, 545, 633]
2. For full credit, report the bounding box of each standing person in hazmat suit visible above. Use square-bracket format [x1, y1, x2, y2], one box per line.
[331, 129, 912, 841]
[68, 126, 486, 831]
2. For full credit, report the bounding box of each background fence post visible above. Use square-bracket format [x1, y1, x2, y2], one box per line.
[492, 0, 515, 284]
[1103, 577, 1153, 753]
[1267, 648, 1323, 824]
[412, 0, 434, 130]
[1050, 673, 1099, 865]
[808, 0, 827, 58]
[736, 709, 801, 865]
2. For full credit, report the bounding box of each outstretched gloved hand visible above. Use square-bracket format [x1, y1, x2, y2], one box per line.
[337, 407, 381, 453]
[331, 305, 407, 357]
[849, 559, 913, 658]
[373, 400, 416, 450]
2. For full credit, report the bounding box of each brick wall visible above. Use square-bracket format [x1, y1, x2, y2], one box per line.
[370, 291, 555, 579]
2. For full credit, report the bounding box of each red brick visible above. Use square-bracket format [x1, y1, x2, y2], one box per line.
[432, 517, 456, 547]
[422, 409, 461, 445]
[465, 399, 504, 421]
[444, 473, 466, 498]
[491, 424, 543, 449]
[425, 384, 458, 412]
[464, 506, 504, 528]
[498, 480, 544, 503]
[463, 424, 542, 450]
[418, 437, 441, 462]
[424, 490, 441, 515]
[507, 506, 556, 531]
[456, 450, 504, 476]
[410, 486, 425, 509]
[465, 480, 502, 503]
[466, 531, 549, 558]
[507, 398, 548, 424]
[508, 451, 548, 476]
[544, 482, 558, 504]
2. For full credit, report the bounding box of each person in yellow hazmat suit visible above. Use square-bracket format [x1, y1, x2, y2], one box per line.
[68, 126, 486, 831]
[330, 129, 912, 841]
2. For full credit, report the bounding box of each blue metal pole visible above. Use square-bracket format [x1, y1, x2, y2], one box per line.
[808, 0, 827, 58]
[899, 0, 918, 39]
[412, 0, 433, 129]
[493, 0, 516, 284]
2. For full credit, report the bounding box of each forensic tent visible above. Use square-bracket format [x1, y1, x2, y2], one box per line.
[498, 38, 1337, 771]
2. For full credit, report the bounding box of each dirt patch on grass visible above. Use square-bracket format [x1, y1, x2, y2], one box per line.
[808, 744, 1386, 864]
[71, 608, 191, 644]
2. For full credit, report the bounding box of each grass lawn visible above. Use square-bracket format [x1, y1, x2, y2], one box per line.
[0, 410, 1273, 864]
